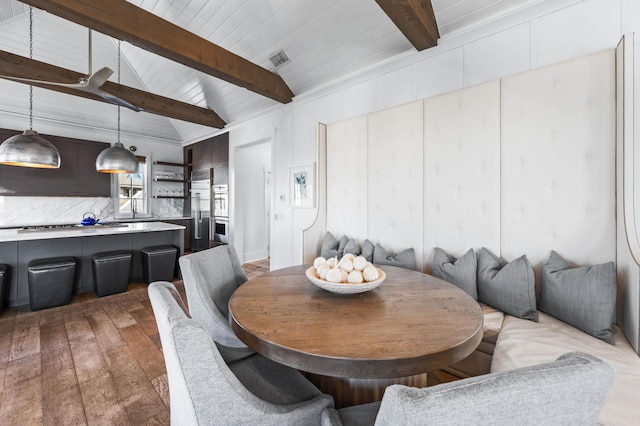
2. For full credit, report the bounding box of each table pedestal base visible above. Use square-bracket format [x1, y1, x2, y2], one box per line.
[304, 372, 428, 409]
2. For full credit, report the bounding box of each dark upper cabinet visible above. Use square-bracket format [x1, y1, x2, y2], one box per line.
[190, 138, 213, 173]
[0, 129, 110, 197]
[211, 133, 229, 168]
[77, 142, 111, 196]
[185, 132, 228, 179]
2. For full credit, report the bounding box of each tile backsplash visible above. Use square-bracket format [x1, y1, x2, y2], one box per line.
[0, 196, 114, 227]
[0, 196, 186, 228]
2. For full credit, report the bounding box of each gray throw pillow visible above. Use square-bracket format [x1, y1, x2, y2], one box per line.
[320, 232, 339, 259]
[432, 248, 478, 300]
[343, 239, 361, 256]
[540, 251, 616, 344]
[374, 244, 416, 270]
[476, 247, 537, 321]
[361, 239, 375, 262]
[338, 235, 349, 257]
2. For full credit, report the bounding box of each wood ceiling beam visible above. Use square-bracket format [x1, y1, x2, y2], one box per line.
[0, 50, 226, 128]
[376, 0, 440, 51]
[21, 0, 295, 104]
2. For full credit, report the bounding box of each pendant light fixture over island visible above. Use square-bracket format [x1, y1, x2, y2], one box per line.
[95, 39, 139, 174]
[0, 6, 60, 169]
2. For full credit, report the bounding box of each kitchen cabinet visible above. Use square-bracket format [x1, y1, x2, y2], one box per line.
[162, 219, 192, 252]
[0, 129, 111, 197]
[77, 142, 111, 196]
[184, 132, 229, 214]
[211, 133, 229, 167]
[0, 242, 17, 308]
[0, 223, 184, 307]
[189, 138, 213, 172]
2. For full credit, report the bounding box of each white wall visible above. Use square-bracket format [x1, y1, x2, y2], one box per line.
[225, 0, 630, 271]
[235, 141, 271, 263]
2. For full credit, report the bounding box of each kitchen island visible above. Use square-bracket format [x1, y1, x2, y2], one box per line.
[0, 222, 184, 308]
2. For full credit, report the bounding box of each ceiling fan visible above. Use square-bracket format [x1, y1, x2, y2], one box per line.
[1, 30, 143, 112]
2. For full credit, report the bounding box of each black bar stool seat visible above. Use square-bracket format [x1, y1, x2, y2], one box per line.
[92, 250, 132, 297]
[141, 245, 178, 284]
[27, 257, 75, 311]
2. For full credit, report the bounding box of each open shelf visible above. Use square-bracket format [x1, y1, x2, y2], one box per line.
[153, 161, 186, 167]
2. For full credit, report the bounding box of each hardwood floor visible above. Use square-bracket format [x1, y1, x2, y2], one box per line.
[0, 258, 270, 425]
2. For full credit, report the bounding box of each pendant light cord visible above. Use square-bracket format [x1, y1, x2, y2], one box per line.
[28, 6, 33, 131]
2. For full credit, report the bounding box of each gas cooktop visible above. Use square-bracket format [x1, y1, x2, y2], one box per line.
[18, 223, 128, 233]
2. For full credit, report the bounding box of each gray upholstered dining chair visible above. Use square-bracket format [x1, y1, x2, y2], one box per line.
[149, 281, 334, 426]
[179, 245, 254, 362]
[321, 352, 615, 426]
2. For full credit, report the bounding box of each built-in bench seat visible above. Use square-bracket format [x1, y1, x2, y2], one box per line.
[435, 308, 640, 425]
[490, 311, 640, 425]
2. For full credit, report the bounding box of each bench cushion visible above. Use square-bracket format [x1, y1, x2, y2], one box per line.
[491, 312, 640, 425]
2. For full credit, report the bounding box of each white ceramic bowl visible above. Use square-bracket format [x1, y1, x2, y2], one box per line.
[305, 266, 386, 294]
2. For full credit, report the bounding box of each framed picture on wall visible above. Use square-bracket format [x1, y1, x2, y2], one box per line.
[289, 163, 315, 208]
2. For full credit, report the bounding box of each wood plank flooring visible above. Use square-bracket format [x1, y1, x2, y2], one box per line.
[0, 258, 270, 425]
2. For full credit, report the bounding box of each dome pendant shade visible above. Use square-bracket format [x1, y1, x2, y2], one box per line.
[95, 142, 139, 174]
[0, 129, 61, 169]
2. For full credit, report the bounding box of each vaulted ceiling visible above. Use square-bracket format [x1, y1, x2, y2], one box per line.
[0, 0, 539, 145]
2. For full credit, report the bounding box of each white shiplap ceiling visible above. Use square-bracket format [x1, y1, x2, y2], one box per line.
[0, 0, 541, 145]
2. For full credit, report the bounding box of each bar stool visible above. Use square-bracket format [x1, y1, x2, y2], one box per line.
[140, 245, 178, 284]
[92, 251, 132, 297]
[27, 257, 76, 311]
[0, 264, 7, 314]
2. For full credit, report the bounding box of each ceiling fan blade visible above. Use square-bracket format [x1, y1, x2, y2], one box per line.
[85, 67, 113, 88]
[98, 89, 144, 112]
[0, 74, 89, 89]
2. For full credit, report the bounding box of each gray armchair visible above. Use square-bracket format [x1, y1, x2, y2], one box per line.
[322, 352, 615, 426]
[149, 281, 334, 426]
[179, 246, 254, 361]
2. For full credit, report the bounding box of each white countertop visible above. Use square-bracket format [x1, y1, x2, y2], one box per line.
[0, 221, 186, 243]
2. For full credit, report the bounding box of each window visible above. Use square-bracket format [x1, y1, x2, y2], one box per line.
[115, 156, 150, 218]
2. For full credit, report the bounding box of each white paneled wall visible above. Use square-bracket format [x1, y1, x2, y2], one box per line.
[368, 101, 424, 270]
[500, 50, 616, 277]
[463, 24, 530, 86]
[326, 116, 368, 240]
[323, 49, 615, 301]
[424, 80, 501, 268]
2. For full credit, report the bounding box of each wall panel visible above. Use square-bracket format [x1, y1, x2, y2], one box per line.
[423, 80, 501, 270]
[368, 101, 424, 270]
[326, 116, 368, 240]
[501, 50, 616, 279]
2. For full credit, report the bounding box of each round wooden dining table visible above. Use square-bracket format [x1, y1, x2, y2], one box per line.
[229, 264, 484, 407]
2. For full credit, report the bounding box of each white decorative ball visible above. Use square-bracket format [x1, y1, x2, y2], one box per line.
[325, 268, 343, 283]
[352, 256, 368, 271]
[316, 264, 330, 275]
[339, 259, 354, 273]
[347, 270, 364, 283]
[319, 267, 330, 280]
[313, 256, 327, 269]
[340, 269, 349, 283]
[363, 265, 379, 282]
[342, 253, 356, 262]
[326, 257, 338, 268]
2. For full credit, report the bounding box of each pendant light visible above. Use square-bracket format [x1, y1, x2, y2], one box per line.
[95, 38, 138, 174]
[0, 7, 60, 169]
